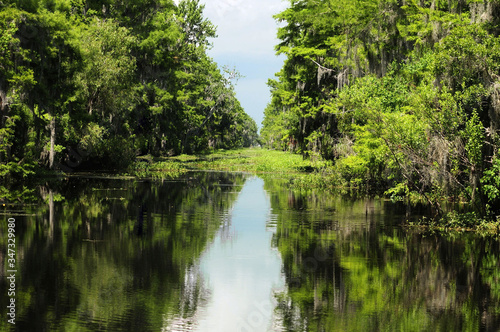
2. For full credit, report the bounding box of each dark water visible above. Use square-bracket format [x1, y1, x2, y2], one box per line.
[1, 172, 499, 331]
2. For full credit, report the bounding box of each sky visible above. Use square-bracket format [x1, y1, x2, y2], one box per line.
[200, 0, 289, 130]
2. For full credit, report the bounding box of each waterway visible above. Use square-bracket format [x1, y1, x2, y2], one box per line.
[0, 172, 499, 331]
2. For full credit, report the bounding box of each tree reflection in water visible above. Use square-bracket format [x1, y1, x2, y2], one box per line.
[1, 174, 499, 331]
[263, 179, 500, 332]
[0, 172, 245, 331]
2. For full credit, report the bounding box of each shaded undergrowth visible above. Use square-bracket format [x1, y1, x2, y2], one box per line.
[408, 211, 500, 236]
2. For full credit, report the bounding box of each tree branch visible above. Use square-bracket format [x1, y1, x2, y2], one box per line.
[309, 58, 335, 72]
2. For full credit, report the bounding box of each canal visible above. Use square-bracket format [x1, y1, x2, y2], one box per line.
[1, 172, 499, 331]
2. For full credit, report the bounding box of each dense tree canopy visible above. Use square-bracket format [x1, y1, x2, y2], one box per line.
[262, 0, 500, 217]
[0, 0, 258, 179]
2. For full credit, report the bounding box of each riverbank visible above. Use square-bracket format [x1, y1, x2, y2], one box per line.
[128, 148, 500, 235]
[130, 148, 362, 194]
[408, 211, 500, 236]
[129, 147, 328, 180]
[3, 147, 499, 234]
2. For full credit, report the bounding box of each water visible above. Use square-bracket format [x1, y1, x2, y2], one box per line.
[1, 172, 499, 331]
[193, 177, 284, 332]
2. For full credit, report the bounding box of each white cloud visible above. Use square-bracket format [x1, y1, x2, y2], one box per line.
[203, 0, 288, 56]
[208, 0, 252, 19]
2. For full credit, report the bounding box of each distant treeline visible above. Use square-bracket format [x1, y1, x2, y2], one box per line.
[262, 0, 500, 216]
[0, 0, 258, 178]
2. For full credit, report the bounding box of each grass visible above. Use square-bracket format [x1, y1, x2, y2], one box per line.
[174, 148, 327, 173]
[128, 157, 189, 179]
[128, 148, 331, 185]
[129, 148, 375, 193]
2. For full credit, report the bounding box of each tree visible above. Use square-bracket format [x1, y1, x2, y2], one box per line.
[263, 0, 500, 217]
[0, 0, 258, 177]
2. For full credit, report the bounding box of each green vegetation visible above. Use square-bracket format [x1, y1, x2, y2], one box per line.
[173, 148, 325, 173]
[410, 211, 500, 234]
[129, 157, 189, 179]
[127, 148, 334, 186]
[0, 0, 258, 182]
[262, 0, 500, 222]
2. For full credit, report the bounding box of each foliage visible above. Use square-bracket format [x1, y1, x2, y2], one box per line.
[481, 155, 500, 214]
[168, 148, 323, 174]
[0, 0, 258, 180]
[263, 0, 500, 221]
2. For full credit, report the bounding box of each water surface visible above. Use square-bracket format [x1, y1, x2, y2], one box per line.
[194, 177, 284, 331]
[1, 173, 499, 331]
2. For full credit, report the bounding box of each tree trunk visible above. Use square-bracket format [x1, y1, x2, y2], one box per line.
[0, 87, 8, 164]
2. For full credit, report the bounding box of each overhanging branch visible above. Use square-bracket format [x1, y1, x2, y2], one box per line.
[309, 58, 335, 72]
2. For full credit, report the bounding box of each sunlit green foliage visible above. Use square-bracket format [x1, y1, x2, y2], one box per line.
[167, 148, 326, 174]
[263, 0, 500, 220]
